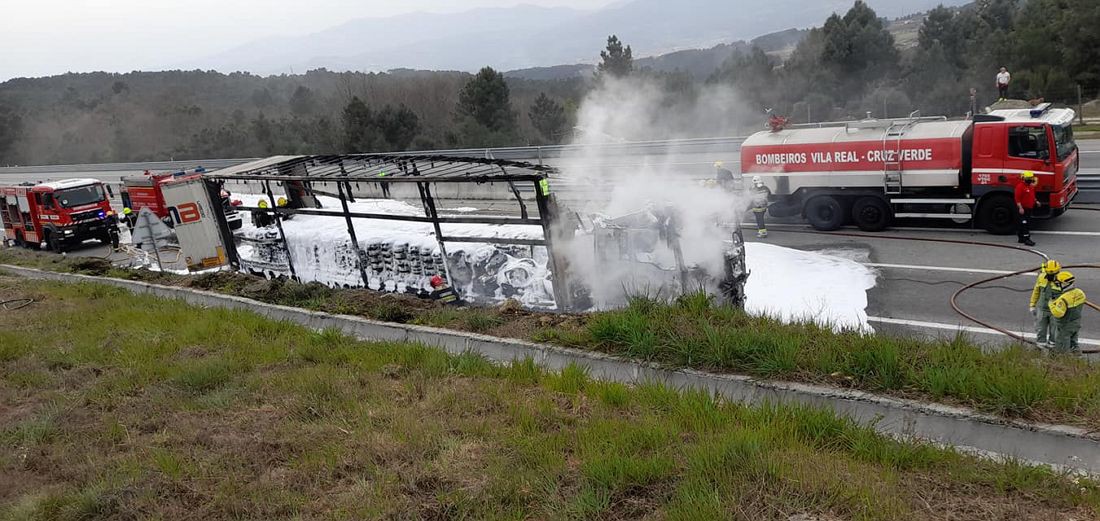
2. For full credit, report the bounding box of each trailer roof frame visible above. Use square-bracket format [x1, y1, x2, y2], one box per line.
[205, 154, 574, 310]
[204, 154, 556, 184]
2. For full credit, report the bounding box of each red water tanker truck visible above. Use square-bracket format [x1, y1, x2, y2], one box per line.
[740, 104, 1079, 234]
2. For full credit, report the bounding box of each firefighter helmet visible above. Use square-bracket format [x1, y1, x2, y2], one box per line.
[122, 207, 133, 215]
[1042, 259, 1062, 274]
[1055, 271, 1075, 289]
[258, 200, 269, 209]
[713, 161, 724, 169]
[1021, 171, 1036, 181]
[430, 275, 445, 288]
[752, 176, 763, 186]
[276, 197, 288, 207]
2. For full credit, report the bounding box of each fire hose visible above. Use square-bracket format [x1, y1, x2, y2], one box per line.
[0, 298, 34, 311]
[950, 265, 1100, 355]
[777, 228, 1099, 353]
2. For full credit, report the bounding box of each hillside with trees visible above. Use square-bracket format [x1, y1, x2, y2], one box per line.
[0, 0, 1097, 166]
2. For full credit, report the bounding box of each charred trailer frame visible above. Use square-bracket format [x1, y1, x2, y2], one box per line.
[202, 154, 581, 311]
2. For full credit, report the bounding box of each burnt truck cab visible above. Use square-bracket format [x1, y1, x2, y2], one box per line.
[0, 178, 119, 252]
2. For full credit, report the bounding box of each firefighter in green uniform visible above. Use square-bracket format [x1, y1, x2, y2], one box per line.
[750, 176, 771, 238]
[1029, 259, 1062, 349]
[1048, 271, 1087, 354]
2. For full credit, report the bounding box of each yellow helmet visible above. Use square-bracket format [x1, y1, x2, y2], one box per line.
[276, 197, 288, 207]
[258, 200, 269, 209]
[1055, 271, 1075, 289]
[1042, 259, 1062, 274]
[714, 161, 724, 168]
[1021, 171, 1036, 181]
[122, 207, 133, 215]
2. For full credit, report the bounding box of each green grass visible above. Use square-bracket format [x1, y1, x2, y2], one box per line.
[1, 279, 1098, 519]
[572, 293, 1100, 426]
[3, 247, 1100, 429]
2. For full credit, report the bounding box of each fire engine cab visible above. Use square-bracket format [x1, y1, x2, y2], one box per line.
[121, 169, 243, 230]
[1, 178, 120, 252]
[741, 104, 1078, 234]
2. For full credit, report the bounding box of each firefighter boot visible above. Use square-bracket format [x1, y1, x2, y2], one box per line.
[756, 228, 768, 239]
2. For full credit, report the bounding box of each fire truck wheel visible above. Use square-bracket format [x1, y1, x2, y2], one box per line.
[977, 195, 1016, 235]
[46, 232, 65, 253]
[805, 196, 845, 231]
[851, 196, 891, 232]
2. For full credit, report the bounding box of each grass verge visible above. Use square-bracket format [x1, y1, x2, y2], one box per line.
[2, 247, 1100, 430]
[1, 278, 1098, 519]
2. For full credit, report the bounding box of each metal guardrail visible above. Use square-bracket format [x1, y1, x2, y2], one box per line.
[0, 158, 254, 175]
[1, 137, 1098, 201]
[1078, 173, 1100, 203]
[0, 136, 750, 175]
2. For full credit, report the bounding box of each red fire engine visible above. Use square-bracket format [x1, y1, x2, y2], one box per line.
[121, 169, 242, 230]
[741, 104, 1079, 234]
[1, 178, 120, 252]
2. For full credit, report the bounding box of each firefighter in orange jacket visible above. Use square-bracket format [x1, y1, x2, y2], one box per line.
[1029, 259, 1062, 349]
[1048, 271, 1087, 354]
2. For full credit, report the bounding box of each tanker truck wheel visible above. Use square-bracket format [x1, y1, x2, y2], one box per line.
[977, 194, 1016, 235]
[805, 196, 845, 231]
[852, 196, 891, 232]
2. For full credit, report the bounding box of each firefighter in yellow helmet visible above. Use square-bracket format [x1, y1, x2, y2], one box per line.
[1047, 271, 1087, 354]
[1029, 259, 1062, 349]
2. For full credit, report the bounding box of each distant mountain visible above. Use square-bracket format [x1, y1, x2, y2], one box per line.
[187, 0, 971, 75]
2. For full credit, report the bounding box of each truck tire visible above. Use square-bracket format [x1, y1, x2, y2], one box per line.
[46, 231, 65, 253]
[851, 196, 891, 232]
[805, 196, 845, 231]
[978, 194, 1016, 235]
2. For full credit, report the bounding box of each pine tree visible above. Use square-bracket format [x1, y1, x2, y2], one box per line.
[598, 35, 634, 78]
[375, 104, 421, 151]
[288, 86, 317, 116]
[456, 67, 516, 131]
[528, 93, 567, 143]
[342, 96, 382, 153]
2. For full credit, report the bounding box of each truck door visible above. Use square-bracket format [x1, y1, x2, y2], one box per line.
[1005, 124, 1052, 183]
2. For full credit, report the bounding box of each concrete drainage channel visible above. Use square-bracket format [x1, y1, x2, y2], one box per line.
[4, 263, 1099, 476]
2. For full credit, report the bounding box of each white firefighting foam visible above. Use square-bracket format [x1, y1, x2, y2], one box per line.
[232, 194, 876, 330]
[234, 194, 558, 308]
[743, 242, 876, 332]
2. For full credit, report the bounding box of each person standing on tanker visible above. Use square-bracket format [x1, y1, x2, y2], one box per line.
[1048, 271, 1087, 354]
[750, 176, 771, 238]
[996, 67, 1011, 101]
[1014, 171, 1038, 247]
[1030, 259, 1063, 349]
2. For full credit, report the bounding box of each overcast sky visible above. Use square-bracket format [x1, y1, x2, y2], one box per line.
[1, 0, 615, 80]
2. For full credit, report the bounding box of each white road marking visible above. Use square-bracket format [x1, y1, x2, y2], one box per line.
[867, 316, 1100, 347]
[750, 222, 1100, 237]
[864, 263, 1024, 276]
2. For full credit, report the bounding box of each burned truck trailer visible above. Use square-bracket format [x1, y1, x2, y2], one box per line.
[199, 154, 748, 312]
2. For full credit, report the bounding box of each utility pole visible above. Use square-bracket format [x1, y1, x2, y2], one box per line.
[1078, 84, 1085, 125]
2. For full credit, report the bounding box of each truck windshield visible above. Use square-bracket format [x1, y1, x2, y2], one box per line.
[55, 185, 106, 208]
[1052, 124, 1076, 162]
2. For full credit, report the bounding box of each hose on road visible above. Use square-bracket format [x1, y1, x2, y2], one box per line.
[0, 298, 34, 311]
[950, 265, 1100, 355]
[773, 227, 1098, 353]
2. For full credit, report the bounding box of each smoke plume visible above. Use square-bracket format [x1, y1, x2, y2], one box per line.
[556, 76, 758, 308]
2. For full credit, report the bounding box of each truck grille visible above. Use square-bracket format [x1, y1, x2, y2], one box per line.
[70, 209, 104, 223]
